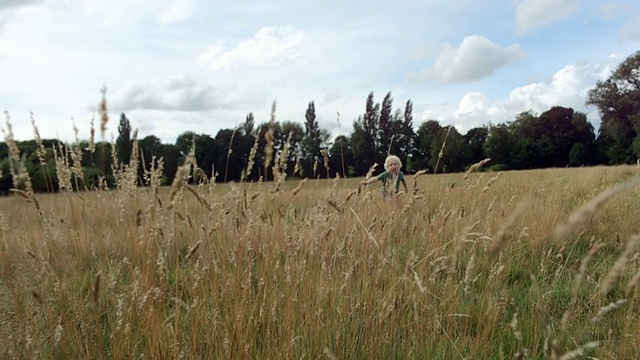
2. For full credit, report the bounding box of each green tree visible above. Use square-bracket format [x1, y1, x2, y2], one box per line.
[569, 143, 590, 166]
[214, 129, 243, 182]
[413, 120, 442, 171]
[484, 123, 514, 170]
[139, 135, 163, 183]
[243, 112, 255, 136]
[378, 92, 394, 156]
[464, 127, 489, 166]
[175, 131, 197, 157]
[329, 135, 354, 177]
[302, 101, 322, 177]
[429, 126, 467, 173]
[194, 134, 218, 180]
[587, 50, 640, 164]
[398, 100, 416, 169]
[160, 144, 180, 185]
[350, 92, 381, 176]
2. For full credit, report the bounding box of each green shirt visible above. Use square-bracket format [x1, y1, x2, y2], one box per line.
[376, 171, 405, 195]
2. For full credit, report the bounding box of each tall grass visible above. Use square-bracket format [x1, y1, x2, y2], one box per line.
[2, 118, 640, 358]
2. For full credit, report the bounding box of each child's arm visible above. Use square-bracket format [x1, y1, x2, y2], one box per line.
[361, 176, 378, 185]
[401, 178, 408, 192]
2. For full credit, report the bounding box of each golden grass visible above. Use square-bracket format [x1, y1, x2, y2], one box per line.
[1, 165, 640, 358]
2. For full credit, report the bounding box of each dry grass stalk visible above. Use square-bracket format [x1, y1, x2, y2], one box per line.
[243, 135, 259, 182]
[109, 136, 122, 186]
[412, 169, 427, 195]
[135, 209, 143, 227]
[293, 147, 302, 177]
[98, 86, 108, 138]
[463, 253, 476, 296]
[591, 299, 628, 322]
[194, 167, 209, 184]
[291, 178, 308, 196]
[364, 163, 378, 180]
[70, 120, 84, 182]
[463, 158, 491, 180]
[344, 187, 359, 202]
[482, 172, 501, 193]
[625, 267, 640, 295]
[86, 115, 96, 154]
[93, 272, 101, 304]
[561, 241, 603, 328]
[3, 112, 33, 193]
[554, 179, 640, 238]
[323, 347, 338, 360]
[489, 199, 529, 256]
[601, 235, 640, 296]
[53, 315, 63, 347]
[327, 199, 343, 213]
[26, 250, 38, 261]
[320, 149, 330, 179]
[557, 342, 599, 360]
[185, 185, 212, 210]
[30, 113, 47, 167]
[168, 150, 194, 209]
[509, 312, 523, 342]
[264, 101, 276, 178]
[9, 189, 40, 211]
[224, 125, 238, 182]
[53, 142, 72, 191]
[434, 125, 452, 174]
[278, 131, 293, 177]
[183, 241, 202, 265]
[350, 208, 379, 247]
[31, 290, 43, 305]
[310, 158, 317, 178]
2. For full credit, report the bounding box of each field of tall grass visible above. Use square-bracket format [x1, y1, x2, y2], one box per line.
[2, 159, 640, 359]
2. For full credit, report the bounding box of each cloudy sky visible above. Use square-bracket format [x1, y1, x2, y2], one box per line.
[1, 0, 639, 144]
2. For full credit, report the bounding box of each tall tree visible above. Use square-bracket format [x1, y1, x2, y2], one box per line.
[413, 120, 442, 171]
[243, 112, 255, 136]
[161, 144, 180, 185]
[484, 123, 515, 170]
[116, 113, 132, 166]
[399, 100, 416, 170]
[351, 92, 380, 175]
[139, 135, 163, 182]
[302, 101, 322, 177]
[429, 126, 467, 173]
[378, 92, 394, 156]
[465, 127, 489, 166]
[587, 50, 640, 164]
[214, 129, 242, 182]
[329, 135, 353, 177]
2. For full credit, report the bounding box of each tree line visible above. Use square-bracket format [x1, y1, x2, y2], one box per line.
[1, 50, 640, 194]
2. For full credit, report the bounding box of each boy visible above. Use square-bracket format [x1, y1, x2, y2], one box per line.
[361, 155, 408, 196]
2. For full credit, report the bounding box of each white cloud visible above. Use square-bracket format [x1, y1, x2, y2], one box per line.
[1, 0, 638, 145]
[515, 0, 579, 35]
[198, 26, 307, 70]
[0, 0, 43, 11]
[157, 0, 196, 25]
[444, 54, 625, 131]
[416, 35, 525, 82]
[619, 12, 640, 41]
[111, 75, 223, 112]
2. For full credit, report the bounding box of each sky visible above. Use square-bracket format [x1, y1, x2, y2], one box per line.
[1, 0, 640, 144]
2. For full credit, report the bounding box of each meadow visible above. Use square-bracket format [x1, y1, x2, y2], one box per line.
[1, 163, 640, 359]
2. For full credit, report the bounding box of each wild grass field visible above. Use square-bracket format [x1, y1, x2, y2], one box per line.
[1, 164, 640, 359]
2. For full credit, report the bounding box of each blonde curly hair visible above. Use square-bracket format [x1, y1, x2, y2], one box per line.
[384, 155, 402, 171]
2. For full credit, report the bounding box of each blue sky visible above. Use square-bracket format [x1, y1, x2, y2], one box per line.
[1, 0, 639, 144]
